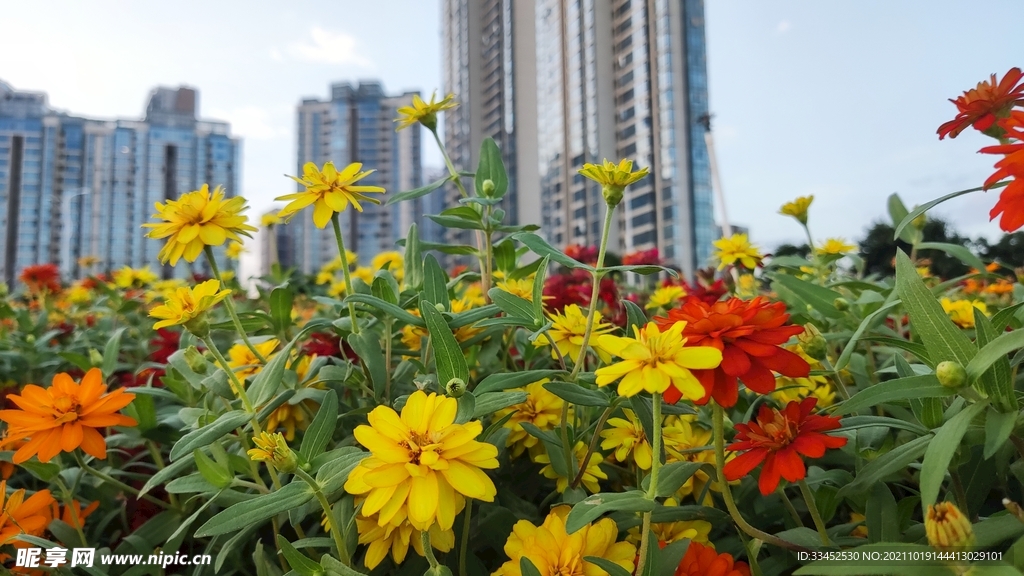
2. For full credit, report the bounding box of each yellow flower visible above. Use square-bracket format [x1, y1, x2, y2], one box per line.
[713, 233, 762, 270]
[775, 345, 836, 407]
[149, 279, 231, 331]
[536, 441, 606, 494]
[247, 431, 297, 472]
[278, 162, 386, 229]
[537, 304, 615, 364]
[327, 279, 349, 298]
[67, 283, 92, 304]
[940, 298, 987, 328]
[394, 91, 458, 131]
[353, 266, 375, 285]
[225, 242, 245, 260]
[266, 402, 309, 442]
[261, 213, 282, 228]
[495, 380, 565, 459]
[371, 251, 404, 282]
[735, 273, 757, 298]
[77, 255, 100, 268]
[491, 505, 636, 576]
[925, 502, 974, 550]
[496, 277, 535, 301]
[663, 418, 720, 502]
[595, 322, 722, 399]
[461, 283, 486, 307]
[626, 498, 711, 546]
[113, 266, 159, 289]
[227, 339, 279, 379]
[316, 270, 335, 285]
[578, 159, 650, 207]
[356, 513, 455, 569]
[815, 238, 856, 256]
[146, 279, 186, 304]
[601, 410, 653, 469]
[143, 184, 257, 265]
[344, 390, 499, 531]
[779, 195, 813, 224]
[849, 512, 868, 538]
[646, 285, 687, 310]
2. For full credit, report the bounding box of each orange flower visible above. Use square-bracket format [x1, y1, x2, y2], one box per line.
[0, 480, 55, 559]
[654, 297, 809, 407]
[674, 541, 751, 576]
[723, 398, 847, 495]
[18, 264, 61, 294]
[51, 500, 100, 530]
[937, 67, 1024, 139]
[0, 368, 137, 463]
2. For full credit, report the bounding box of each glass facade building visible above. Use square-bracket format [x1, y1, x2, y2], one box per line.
[0, 81, 240, 285]
[442, 0, 715, 276]
[289, 82, 423, 273]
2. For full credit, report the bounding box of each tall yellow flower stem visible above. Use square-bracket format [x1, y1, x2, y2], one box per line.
[634, 395, 663, 576]
[712, 403, 808, 552]
[331, 214, 360, 334]
[568, 203, 615, 381]
[293, 467, 350, 566]
[203, 246, 267, 363]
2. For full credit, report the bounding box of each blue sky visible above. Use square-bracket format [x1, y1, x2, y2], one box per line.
[1, 0, 1021, 257]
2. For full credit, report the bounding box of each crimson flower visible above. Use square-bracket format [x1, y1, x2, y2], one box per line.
[149, 328, 181, 365]
[654, 296, 808, 407]
[674, 541, 751, 576]
[979, 113, 1024, 231]
[564, 244, 599, 265]
[19, 264, 61, 294]
[724, 398, 847, 495]
[623, 248, 660, 266]
[303, 332, 342, 358]
[937, 67, 1024, 139]
[543, 269, 621, 319]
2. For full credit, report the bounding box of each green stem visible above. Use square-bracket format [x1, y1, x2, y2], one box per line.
[204, 246, 266, 363]
[331, 214, 360, 335]
[74, 451, 171, 510]
[570, 404, 614, 490]
[777, 487, 804, 527]
[798, 479, 831, 546]
[459, 500, 472, 576]
[634, 511, 653, 575]
[294, 467, 350, 566]
[384, 320, 393, 403]
[202, 335, 257, 415]
[421, 529, 441, 568]
[567, 202, 615, 381]
[558, 402, 578, 482]
[712, 404, 809, 552]
[146, 440, 179, 508]
[635, 395, 664, 576]
[432, 129, 469, 200]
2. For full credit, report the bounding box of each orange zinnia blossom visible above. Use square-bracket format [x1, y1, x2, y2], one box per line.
[937, 67, 1024, 139]
[51, 499, 100, 530]
[654, 296, 809, 407]
[0, 480, 56, 556]
[19, 263, 61, 294]
[724, 398, 847, 495]
[0, 368, 137, 463]
[674, 541, 751, 576]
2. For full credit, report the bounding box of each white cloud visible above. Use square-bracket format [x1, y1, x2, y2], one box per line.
[209, 106, 285, 141]
[777, 20, 792, 34]
[269, 48, 284, 62]
[287, 26, 372, 67]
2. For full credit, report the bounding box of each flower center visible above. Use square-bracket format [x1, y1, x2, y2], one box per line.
[52, 396, 81, 423]
[759, 412, 799, 447]
[404, 431, 442, 466]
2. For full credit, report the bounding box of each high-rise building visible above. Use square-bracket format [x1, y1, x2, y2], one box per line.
[0, 80, 241, 285]
[290, 82, 423, 274]
[442, 0, 715, 276]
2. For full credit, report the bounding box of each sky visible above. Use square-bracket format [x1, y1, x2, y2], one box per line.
[1, 0, 1022, 274]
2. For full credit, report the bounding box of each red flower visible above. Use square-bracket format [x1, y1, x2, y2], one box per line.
[654, 297, 808, 407]
[623, 248, 660, 266]
[543, 269, 623, 324]
[149, 328, 181, 365]
[988, 178, 1024, 232]
[303, 332, 342, 358]
[675, 541, 751, 576]
[979, 115, 1024, 231]
[937, 67, 1024, 139]
[724, 398, 847, 495]
[663, 277, 727, 306]
[564, 244, 598, 265]
[18, 264, 61, 294]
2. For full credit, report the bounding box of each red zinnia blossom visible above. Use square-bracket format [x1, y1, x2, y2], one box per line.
[543, 269, 623, 324]
[937, 67, 1024, 139]
[979, 115, 1024, 231]
[662, 277, 727, 306]
[724, 398, 847, 495]
[18, 264, 61, 294]
[303, 332, 342, 358]
[149, 328, 181, 365]
[654, 296, 809, 407]
[622, 248, 660, 266]
[564, 244, 598, 265]
[674, 541, 751, 576]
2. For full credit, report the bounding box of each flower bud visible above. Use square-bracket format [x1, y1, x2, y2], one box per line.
[445, 378, 466, 398]
[183, 312, 210, 339]
[247, 432, 298, 474]
[184, 346, 208, 374]
[797, 324, 828, 360]
[925, 502, 974, 549]
[434, 302, 446, 312]
[935, 361, 967, 388]
[481, 179, 496, 197]
[911, 211, 927, 231]
[602, 185, 625, 208]
[88, 348, 104, 367]
[25, 334, 35, 344]
[418, 111, 438, 132]
[833, 297, 849, 311]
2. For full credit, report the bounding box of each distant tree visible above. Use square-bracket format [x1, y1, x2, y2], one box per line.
[977, 232, 1024, 269]
[858, 218, 976, 279]
[773, 243, 810, 258]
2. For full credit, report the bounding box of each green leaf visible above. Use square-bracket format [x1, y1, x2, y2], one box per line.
[865, 483, 898, 543]
[489, 288, 537, 323]
[420, 301, 470, 388]
[838, 416, 929, 435]
[565, 491, 656, 534]
[102, 327, 125, 376]
[967, 324, 1024, 391]
[512, 232, 593, 271]
[472, 391, 527, 419]
[194, 448, 233, 489]
[165, 473, 218, 494]
[532, 256, 550, 321]
[493, 239, 516, 272]
[888, 193, 918, 244]
[772, 274, 844, 319]
[920, 401, 988, 509]
[169, 410, 251, 461]
[863, 336, 929, 364]
[301, 390, 338, 459]
[974, 308, 1017, 412]
[428, 214, 485, 230]
[646, 462, 714, 498]
[519, 558, 543, 576]
[603, 264, 676, 277]
[320, 553, 367, 576]
[315, 449, 367, 496]
[140, 452, 195, 496]
[543, 382, 609, 407]
[582, 557, 633, 576]
[404, 223, 423, 290]
[347, 294, 424, 326]
[474, 370, 566, 394]
[386, 175, 451, 206]
[833, 375, 954, 415]
[894, 184, 989, 241]
[839, 435, 932, 496]
[476, 137, 509, 198]
[834, 299, 901, 372]
[894, 250, 977, 368]
[347, 331, 387, 400]
[917, 242, 986, 274]
[423, 254, 450, 311]
[249, 321, 331, 407]
[195, 482, 313, 537]
[992, 302, 1024, 332]
[520, 423, 568, 478]
[984, 407, 1017, 459]
[270, 285, 295, 334]
[277, 536, 324, 576]
[623, 300, 647, 334]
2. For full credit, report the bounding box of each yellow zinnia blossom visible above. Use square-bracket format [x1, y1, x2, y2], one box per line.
[713, 233, 762, 271]
[372, 251, 404, 277]
[266, 402, 309, 442]
[278, 162, 386, 228]
[495, 380, 565, 459]
[496, 277, 535, 301]
[626, 498, 711, 546]
[149, 279, 231, 331]
[228, 338, 279, 379]
[356, 513, 455, 569]
[601, 410, 653, 470]
[663, 418, 721, 502]
[578, 158, 650, 207]
[595, 322, 722, 398]
[779, 195, 813, 224]
[925, 502, 975, 550]
[735, 273, 757, 298]
[225, 242, 244, 260]
[940, 298, 987, 328]
[247, 431, 297, 472]
[344, 391, 498, 531]
[646, 285, 686, 310]
[113, 266, 158, 289]
[492, 505, 636, 576]
[261, 213, 282, 228]
[536, 304, 615, 364]
[394, 91, 458, 131]
[775, 345, 836, 408]
[144, 184, 257, 265]
[815, 238, 856, 256]
[67, 283, 92, 304]
[535, 441, 606, 494]
[353, 266, 375, 285]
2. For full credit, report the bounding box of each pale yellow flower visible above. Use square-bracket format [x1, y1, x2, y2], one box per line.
[713, 234, 762, 270]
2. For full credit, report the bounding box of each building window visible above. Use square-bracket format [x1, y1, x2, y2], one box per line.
[633, 230, 655, 245]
